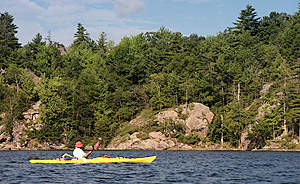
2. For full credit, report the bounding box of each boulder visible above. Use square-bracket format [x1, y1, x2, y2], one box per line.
[156, 110, 179, 123]
[184, 103, 214, 136]
[154, 103, 214, 136]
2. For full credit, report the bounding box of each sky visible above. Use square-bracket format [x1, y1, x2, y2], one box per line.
[1, 0, 299, 46]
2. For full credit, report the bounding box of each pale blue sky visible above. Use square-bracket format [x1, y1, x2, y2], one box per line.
[1, 0, 298, 46]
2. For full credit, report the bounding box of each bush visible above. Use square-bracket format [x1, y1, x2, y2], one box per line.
[158, 119, 185, 138]
[178, 112, 188, 120]
[141, 121, 160, 133]
[280, 135, 296, 149]
[176, 106, 188, 120]
[140, 109, 156, 119]
[118, 125, 139, 136]
[178, 133, 201, 145]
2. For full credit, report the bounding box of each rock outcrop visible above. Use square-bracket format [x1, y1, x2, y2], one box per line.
[155, 103, 214, 136]
[0, 101, 66, 150]
[23, 101, 41, 126]
[184, 103, 214, 137]
[107, 132, 191, 150]
[0, 101, 39, 150]
[107, 102, 214, 150]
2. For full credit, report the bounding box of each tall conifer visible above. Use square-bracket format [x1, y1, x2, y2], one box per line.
[232, 5, 260, 35]
[0, 12, 21, 49]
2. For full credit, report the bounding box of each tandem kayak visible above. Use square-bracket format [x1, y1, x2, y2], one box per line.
[29, 155, 156, 164]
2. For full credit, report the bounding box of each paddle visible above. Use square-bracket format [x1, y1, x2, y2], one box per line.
[86, 140, 100, 158]
[93, 141, 100, 150]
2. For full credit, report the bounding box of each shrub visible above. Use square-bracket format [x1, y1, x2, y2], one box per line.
[179, 133, 201, 145]
[158, 119, 185, 138]
[140, 109, 156, 119]
[280, 135, 296, 149]
[119, 125, 139, 136]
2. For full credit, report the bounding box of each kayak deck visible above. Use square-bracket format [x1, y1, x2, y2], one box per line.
[30, 156, 156, 164]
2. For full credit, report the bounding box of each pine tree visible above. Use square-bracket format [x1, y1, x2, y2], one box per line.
[0, 12, 21, 49]
[232, 5, 260, 35]
[28, 33, 46, 54]
[73, 23, 91, 47]
[285, 59, 300, 140]
[258, 12, 289, 43]
[97, 32, 107, 53]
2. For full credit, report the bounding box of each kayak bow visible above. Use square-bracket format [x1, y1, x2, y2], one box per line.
[29, 156, 156, 164]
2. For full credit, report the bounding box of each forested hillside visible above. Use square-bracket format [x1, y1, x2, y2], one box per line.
[0, 5, 299, 149]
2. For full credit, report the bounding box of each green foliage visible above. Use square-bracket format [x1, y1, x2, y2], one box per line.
[147, 72, 183, 110]
[117, 123, 139, 137]
[72, 23, 91, 47]
[33, 44, 63, 77]
[178, 112, 188, 120]
[0, 12, 21, 49]
[222, 101, 251, 147]
[0, 65, 36, 137]
[258, 12, 289, 43]
[280, 135, 296, 149]
[278, 12, 300, 62]
[178, 133, 201, 145]
[0, 5, 299, 148]
[34, 76, 68, 142]
[140, 108, 156, 119]
[158, 119, 185, 138]
[263, 105, 283, 138]
[232, 4, 260, 35]
[247, 120, 273, 149]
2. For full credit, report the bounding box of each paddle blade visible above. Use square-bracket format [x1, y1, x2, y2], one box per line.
[93, 141, 100, 150]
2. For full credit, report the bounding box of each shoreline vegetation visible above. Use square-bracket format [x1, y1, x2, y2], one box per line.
[0, 5, 299, 152]
[1, 147, 300, 152]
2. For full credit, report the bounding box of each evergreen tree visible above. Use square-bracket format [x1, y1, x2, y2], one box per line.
[285, 59, 300, 138]
[29, 33, 45, 50]
[0, 7, 298, 149]
[232, 5, 260, 35]
[258, 12, 289, 43]
[73, 23, 91, 47]
[33, 44, 62, 77]
[0, 12, 21, 49]
[278, 11, 300, 63]
[18, 33, 46, 70]
[34, 75, 68, 142]
[97, 32, 107, 54]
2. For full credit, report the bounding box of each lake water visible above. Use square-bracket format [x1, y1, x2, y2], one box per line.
[0, 150, 299, 183]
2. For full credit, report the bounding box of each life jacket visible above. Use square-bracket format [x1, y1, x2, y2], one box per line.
[62, 153, 74, 160]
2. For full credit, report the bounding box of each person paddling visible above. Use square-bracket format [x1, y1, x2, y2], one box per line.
[73, 141, 92, 159]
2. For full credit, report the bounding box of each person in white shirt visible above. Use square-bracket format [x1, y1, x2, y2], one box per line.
[73, 141, 92, 159]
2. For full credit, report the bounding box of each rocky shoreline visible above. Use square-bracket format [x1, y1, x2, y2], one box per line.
[1, 147, 299, 152]
[1, 102, 299, 152]
[1, 138, 299, 152]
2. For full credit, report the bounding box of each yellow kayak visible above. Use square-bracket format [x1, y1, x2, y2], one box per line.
[30, 156, 156, 164]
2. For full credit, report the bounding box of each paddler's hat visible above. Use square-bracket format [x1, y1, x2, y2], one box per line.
[75, 141, 83, 148]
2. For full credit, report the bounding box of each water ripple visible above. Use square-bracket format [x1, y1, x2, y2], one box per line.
[0, 151, 299, 183]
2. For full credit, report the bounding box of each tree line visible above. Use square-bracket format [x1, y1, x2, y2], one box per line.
[0, 5, 299, 148]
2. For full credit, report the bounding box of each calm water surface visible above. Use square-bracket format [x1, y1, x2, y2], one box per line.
[0, 150, 299, 183]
